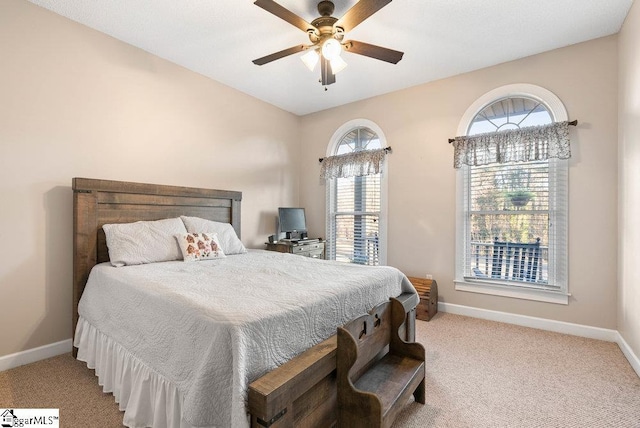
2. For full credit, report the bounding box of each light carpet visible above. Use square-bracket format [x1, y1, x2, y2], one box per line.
[395, 313, 640, 427]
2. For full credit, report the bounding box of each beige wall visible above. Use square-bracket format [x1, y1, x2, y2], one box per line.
[0, 0, 300, 357]
[618, 0, 640, 359]
[300, 36, 619, 329]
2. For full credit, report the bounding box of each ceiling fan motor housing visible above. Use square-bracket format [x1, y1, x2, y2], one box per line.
[317, 1, 335, 17]
[310, 1, 342, 43]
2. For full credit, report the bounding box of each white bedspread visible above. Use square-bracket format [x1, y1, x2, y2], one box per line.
[75, 250, 417, 428]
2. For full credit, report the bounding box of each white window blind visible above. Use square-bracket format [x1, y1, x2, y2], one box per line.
[327, 174, 381, 265]
[465, 161, 554, 287]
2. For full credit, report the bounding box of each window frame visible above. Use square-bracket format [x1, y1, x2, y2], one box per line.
[454, 84, 570, 304]
[326, 119, 388, 266]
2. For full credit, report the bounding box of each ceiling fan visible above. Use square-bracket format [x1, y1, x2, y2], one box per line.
[252, 0, 404, 87]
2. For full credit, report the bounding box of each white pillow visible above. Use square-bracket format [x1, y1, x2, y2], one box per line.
[180, 216, 247, 255]
[175, 232, 226, 262]
[103, 217, 187, 267]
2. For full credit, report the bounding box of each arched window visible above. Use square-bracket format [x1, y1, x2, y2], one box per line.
[325, 120, 388, 265]
[455, 84, 569, 304]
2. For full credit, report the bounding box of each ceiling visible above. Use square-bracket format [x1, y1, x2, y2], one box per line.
[28, 0, 633, 116]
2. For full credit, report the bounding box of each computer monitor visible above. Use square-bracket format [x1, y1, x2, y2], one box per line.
[278, 207, 307, 239]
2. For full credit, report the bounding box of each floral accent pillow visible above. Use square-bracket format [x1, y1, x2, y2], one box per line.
[180, 216, 247, 255]
[175, 232, 226, 262]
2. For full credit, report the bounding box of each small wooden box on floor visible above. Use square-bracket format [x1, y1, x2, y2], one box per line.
[407, 277, 438, 321]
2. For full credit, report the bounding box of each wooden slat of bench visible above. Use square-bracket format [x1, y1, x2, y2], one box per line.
[352, 353, 425, 418]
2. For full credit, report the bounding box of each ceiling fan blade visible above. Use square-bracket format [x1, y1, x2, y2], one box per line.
[344, 40, 404, 64]
[254, 0, 316, 33]
[253, 45, 307, 66]
[335, 0, 392, 32]
[321, 57, 336, 86]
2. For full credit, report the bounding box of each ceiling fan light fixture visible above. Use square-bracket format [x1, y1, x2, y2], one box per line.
[321, 38, 342, 60]
[330, 56, 347, 74]
[301, 49, 320, 71]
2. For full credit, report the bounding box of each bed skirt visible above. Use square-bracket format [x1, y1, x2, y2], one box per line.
[74, 317, 217, 428]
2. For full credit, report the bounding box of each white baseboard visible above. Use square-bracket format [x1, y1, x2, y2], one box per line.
[438, 302, 640, 377]
[615, 332, 640, 378]
[0, 339, 72, 372]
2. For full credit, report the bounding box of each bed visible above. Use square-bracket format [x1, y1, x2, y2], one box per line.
[72, 178, 419, 428]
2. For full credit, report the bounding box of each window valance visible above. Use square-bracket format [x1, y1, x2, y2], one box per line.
[320, 148, 389, 179]
[452, 121, 572, 169]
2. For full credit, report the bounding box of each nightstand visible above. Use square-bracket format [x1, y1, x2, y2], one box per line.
[265, 239, 325, 259]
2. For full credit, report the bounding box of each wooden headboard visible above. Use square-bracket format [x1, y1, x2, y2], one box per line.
[72, 178, 242, 350]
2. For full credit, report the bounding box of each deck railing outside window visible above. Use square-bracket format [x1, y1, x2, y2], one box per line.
[470, 241, 550, 286]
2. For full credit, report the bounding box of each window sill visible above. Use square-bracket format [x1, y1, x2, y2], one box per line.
[454, 279, 569, 305]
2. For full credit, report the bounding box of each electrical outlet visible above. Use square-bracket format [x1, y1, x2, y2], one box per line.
[425, 274, 433, 280]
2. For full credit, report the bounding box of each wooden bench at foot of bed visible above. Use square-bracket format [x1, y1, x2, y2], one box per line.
[248, 292, 417, 428]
